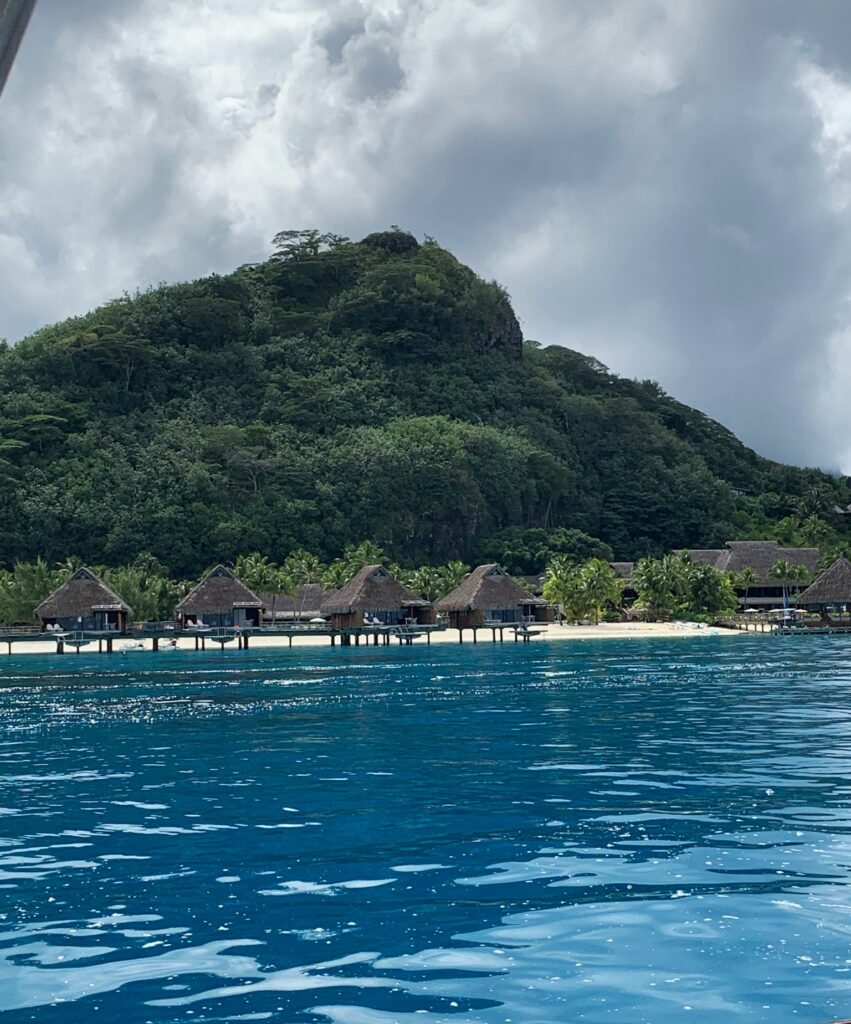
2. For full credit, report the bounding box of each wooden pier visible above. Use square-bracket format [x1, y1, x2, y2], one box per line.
[718, 614, 851, 636]
[0, 619, 553, 655]
[0, 622, 450, 655]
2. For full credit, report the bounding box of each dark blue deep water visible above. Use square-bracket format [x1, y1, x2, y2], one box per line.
[3, 637, 851, 1023]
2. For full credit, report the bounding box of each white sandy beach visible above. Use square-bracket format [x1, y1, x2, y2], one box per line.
[2, 621, 742, 657]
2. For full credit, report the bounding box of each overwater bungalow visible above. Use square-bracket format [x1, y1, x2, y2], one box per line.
[797, 557, 851, 618]
[35, 568, 132, 633]
[175, 565, 264, 629]
[258, 583, 337, 623]
[319, 565, 431, 630]
[435, 564, 546, 631]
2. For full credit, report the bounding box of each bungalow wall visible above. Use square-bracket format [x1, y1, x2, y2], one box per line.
[443, 609, 489, 629]
[179, 607, 261, 629]
[444, 605, 546, 629]
[40, 610, 128, 633]
[329, 611, 359, 630]
[330, 606, 432, 629]
[405, 605, 435, 625]
[524, 603, 553, 623]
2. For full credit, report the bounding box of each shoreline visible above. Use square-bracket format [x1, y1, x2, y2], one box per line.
[1, 621, 743, 658]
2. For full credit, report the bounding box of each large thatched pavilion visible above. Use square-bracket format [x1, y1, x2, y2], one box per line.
[434, 564, 546, 634]
[797, 557, 851, 616]
[319, 565, 431, 630]
[175, 565, 264, 629]
[35, 568, 132, 633]
[678, 540, 821, 609]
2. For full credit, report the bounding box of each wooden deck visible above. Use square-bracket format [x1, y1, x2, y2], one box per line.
[0, 619, 552, 654]
[0, 622, 449, 654]
[718, 615, 851, 636]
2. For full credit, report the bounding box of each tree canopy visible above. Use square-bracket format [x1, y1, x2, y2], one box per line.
[1, 228, 849, 576]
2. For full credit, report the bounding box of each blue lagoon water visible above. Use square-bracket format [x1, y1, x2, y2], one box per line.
[2, 636, 851, 1023]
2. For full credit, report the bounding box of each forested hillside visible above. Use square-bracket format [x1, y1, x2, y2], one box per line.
[1, 228, 848, 576]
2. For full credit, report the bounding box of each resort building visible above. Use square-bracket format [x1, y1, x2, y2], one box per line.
[797, 557, 851, 616]
[319, 564, 431, 630]
[677, 540, 821, 609]
[610, 562, 637, 604]
[435, 564, 546, 630]
[35, 568, 132, 633]
[175, 565, 265, 629]
[258, 583, 337, 623]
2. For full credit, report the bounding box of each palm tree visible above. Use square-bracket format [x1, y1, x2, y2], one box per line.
[733, 567, 759, 610]
[343, 540, 385, 575]
[768, 559, 793, 610]
[1, 557, 61, 624]
[542, 555, 576, 624]
[787, 563, 812, 608]
[437, 561, 470, 597]
[792, 486, 830, 520]
[284, 550, 325, 621]
[234, 553, 283, 623]
[578, 559, 623, 624]
[55, 555, 84, 576]
[323, 559, 353, 591]
[408, 566, 444, 602]
[234, 552, 272, 586]
[0, 438, 27, 467]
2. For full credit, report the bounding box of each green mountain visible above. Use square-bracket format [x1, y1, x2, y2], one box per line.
[1, 228, 847, 576]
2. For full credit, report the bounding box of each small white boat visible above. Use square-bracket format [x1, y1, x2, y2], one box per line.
[119, 640, 146, 653]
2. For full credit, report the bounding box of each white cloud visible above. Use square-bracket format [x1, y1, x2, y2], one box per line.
[2, 0, 851, 471]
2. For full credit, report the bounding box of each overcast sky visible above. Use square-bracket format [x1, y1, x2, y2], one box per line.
[2, 1, 851, 472]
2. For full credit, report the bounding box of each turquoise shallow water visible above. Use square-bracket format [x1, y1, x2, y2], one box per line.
[2, 637, 851, 1023]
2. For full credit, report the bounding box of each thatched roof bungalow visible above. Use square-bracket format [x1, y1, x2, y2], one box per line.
[35, 568, 132, 633]
[175, 565, 264, 628]
[319, 565, 431, 629]
[677, 540, 820, 608]
[434, 564, 546, 629]
[258, 583, 337, 623]
[797, 557, 851, 611]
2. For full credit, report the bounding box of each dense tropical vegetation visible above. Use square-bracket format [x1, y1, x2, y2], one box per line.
[2, 227, 851, 583]
[0, 541, 473, 625]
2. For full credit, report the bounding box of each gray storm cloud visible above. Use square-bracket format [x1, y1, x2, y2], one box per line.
[1, 0, 850, 471]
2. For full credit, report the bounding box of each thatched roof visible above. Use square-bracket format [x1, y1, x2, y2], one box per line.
[35, 568, 131, 619]
[610, 561, 635, 581]
[677, 541, 821, 585]
[175, 565, 264, 614]
[257, 583, 336, 618]
[434, 564, 537, 612]
[320, 565, 427, 615]
[797, 557, 851, 605]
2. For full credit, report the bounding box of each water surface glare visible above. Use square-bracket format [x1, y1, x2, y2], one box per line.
[2, 637, 851, 1023]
